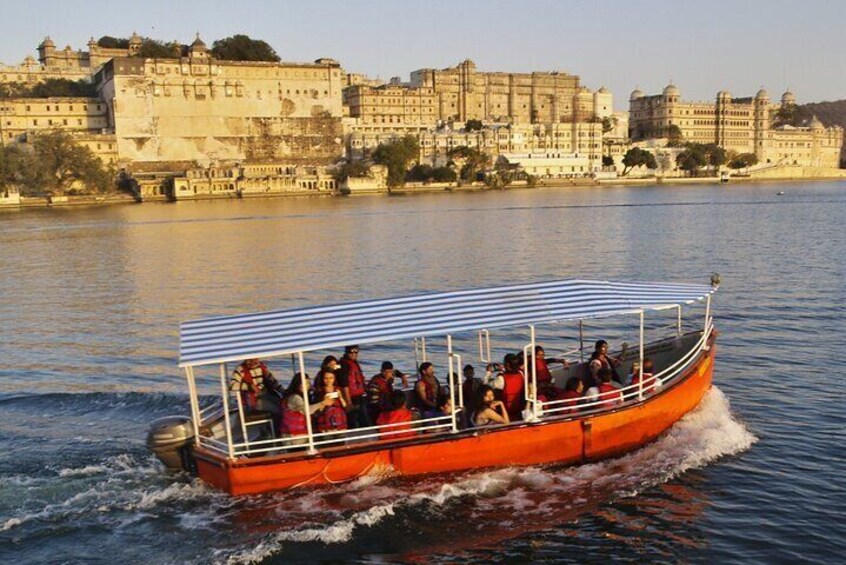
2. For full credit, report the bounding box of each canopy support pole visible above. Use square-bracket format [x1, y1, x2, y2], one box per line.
[579, 320, 584, 363]
[421, 337, 428, 362]
[530, 325, 538, 420]
[447, 334, 458, 433]
[185, 367, 201, 448]
[677, 305, 683, 337]
[638, 311, 645, 401]
[230, 362, 249, 449]
[218, 364, 235, 459]
[298, 351, 317, 454]
[478, 329, 491, 364]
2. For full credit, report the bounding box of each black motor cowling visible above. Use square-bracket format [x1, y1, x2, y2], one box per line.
[146, 415, 196, 473]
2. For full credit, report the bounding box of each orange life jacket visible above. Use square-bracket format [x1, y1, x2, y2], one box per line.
[415, 377, 441, 408]
[341, 357, 366, 399]
[280, 395, 308, 436]
[631, 372, 656, 393]
[502, 372, 525, 418]
[535, 357, 552, 384]
[598, 383, 622, 408]
[233, 362, 273, 410]
[560, 389, 582, 413]
[376, 407, 415, 440]
[316, 400, 347, 432]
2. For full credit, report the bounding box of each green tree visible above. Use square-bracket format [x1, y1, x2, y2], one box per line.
[21, 131, 113, 195]
[621, 148, 656, 175]
[448, 145, 490, 181]
[211, 35, 281, 62]
[136, 38, 183, 59]
[97, 36, 130, 49]
[334, 160, 371, 182]
[465, 119, 483, 132]
[601, 155, 615, 167]
[728, 153, 759, 169]
[676, 146, 707, 175]
[431, 166, 457, 183]
[666, 124, 684, 146]
[601, 116, 618, 134]
[372, 136, 420, 188]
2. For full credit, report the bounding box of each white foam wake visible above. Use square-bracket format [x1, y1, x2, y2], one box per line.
[218, 386, 756, 564]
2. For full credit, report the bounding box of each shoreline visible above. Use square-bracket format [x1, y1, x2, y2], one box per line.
[1, 173, 843, 210]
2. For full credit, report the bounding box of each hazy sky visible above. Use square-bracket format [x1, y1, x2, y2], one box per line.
[1, 0, 844, 109]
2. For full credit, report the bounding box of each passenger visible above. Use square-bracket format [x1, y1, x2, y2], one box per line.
[338, 345, 371, 429]
[483, 362, 504, 387]
[414, 362, 442, 411]
[533, 345, 568, 385]
[624, 361, 640, 387]
[584, 359, 602, 390]
[423, 393, 453, 421]
[461, 364, 482, 413]
[313, 369, 348, 433]
[500, 354, 525, 421]
[596, 368, 623, 408]
[590, 340, 625, 384]
[631, 358, 658, 393]
[366, 361, 407, 423]
[279, 373, 327, 440]
[316, 355, 341, 382]
[559, 377, 585, 414]
[376, 390, 416, 440]
[230, 358, 284, 413]
[472, 385, 510, 427]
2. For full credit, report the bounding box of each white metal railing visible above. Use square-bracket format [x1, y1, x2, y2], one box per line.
[190, 311, 713, 460]
[542, 319, 713, 417]
[203, 413, 456, 457]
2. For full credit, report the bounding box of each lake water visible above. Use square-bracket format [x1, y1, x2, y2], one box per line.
[1, 182, 844, 564]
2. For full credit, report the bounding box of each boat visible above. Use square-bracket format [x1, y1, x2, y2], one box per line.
[147, 278, 719, 495]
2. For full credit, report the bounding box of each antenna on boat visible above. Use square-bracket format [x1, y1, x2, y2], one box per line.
[710, 273, 721, 288]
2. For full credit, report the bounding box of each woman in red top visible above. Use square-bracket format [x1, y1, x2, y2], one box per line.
[312, 370, 348, 433]
[376, 390, 415, 440]
[500, 355, 525, 421]
[559, 377, 585, 414]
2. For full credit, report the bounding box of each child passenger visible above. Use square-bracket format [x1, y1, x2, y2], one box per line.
[376, 390, 416, 440]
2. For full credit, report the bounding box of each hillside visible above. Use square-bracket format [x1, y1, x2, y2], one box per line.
[796, 99, 846, 165]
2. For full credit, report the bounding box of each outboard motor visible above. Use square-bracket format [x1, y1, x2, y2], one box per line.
[146, 416, 196, 473]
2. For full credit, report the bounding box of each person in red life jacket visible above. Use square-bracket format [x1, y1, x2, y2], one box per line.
[471, 385, 510, 427]
[414, 362, 442, 412]
[366, 361, 407, 423]
[631, 358, 658, 394]
[595, 367, 623, 408]
[338, 345, 371, 429]
[532, 345, 568, 400]
[312, 369, 348, 433]
[584, 358, 602, 390]
[376, 390, 416, 441]
[559, 377, 585, 414]
[589, 340, 626, 385]
[460, 364, 481, 427]
[315, 355, 341, 383]
[230, 358, 284, 430]
[279, 372, 328, 444]
[500, 354, 525, 421]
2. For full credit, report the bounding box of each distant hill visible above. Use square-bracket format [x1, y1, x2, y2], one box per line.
[796, 99, 846, 165]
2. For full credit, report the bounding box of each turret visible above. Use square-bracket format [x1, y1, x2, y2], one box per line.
[37, 36, 56, 65]
[781, 90, 796, 107]
[189, 33, 208, 59]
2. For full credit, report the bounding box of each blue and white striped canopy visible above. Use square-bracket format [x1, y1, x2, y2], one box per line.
[179, 279, 716, 367]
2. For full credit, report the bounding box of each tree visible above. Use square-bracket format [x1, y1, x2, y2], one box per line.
[136, 38, 183, 59]
[97, 36, 130, 49]
[372, 136, 419, 188]
[601, 155, 615, 167]
[676, 146, 707, 175]
[334, 160, 371, 182]
[666, 124, 684, 146]
[30, 131, 112, 195]
[728, 153, 759, 169]
[211, 35, 280, 62]
[448, 145, 490, 181]
[431, 166, 457, 183]
[621, 148, 656, 175]
[601, 116, 618, 134]
[465, 119, 483, 132]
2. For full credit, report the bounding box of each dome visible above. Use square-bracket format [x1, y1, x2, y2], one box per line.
[190, 33, 207, 50]
[755, 88, 769, 100]
[809, 115, 824, 130]
[39, 36, 55, 48]
[129, 31, 142, 46]
[781, 90, 796, 105]
[663, 83, 680, 97]
[629, 87, 643, 100]
[597, 86, 610, 94]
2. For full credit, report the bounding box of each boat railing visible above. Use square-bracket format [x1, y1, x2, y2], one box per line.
[542, 319, 712, 417]
[197, 413, 456, 458]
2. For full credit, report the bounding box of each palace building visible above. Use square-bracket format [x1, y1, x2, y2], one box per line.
[629, 84, 843, 168]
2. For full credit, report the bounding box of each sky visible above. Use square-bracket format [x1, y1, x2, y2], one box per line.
[1, 0, 844, 109]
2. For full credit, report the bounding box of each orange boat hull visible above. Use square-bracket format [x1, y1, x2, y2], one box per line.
[195, 338, 716, 495]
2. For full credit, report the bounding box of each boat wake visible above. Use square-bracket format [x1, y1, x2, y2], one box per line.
[1, 387, 754, 562]
[215, 386, 756, 564]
